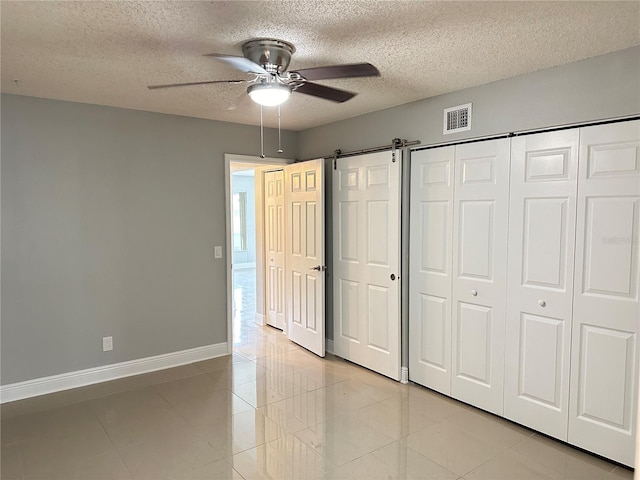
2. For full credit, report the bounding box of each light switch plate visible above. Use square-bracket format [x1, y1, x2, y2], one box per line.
[214, 246, 222, 258]
[102, 336, 113, 352]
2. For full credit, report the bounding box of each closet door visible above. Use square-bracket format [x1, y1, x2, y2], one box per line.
[504, 130, 579, 440]
[568, 120, 639, 467]
[409, 147, 454, 394]
[265, 170, 286, 330]
[451, 139, 510, 415]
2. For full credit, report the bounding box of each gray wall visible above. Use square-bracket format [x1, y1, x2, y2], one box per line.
[1, 94, 297, 385]
[300, 46, 640, 343]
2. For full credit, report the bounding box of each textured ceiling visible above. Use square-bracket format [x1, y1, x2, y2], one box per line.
[2, 1, 639, 130]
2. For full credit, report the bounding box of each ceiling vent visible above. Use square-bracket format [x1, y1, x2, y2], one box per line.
[443, 103, 472, 134]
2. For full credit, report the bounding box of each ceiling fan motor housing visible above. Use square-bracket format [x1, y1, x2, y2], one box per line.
[242, 38, 295, 74]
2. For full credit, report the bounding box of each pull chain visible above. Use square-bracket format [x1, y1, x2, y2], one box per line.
[277, 105, 283, 153]
[260, 105, 265, 158]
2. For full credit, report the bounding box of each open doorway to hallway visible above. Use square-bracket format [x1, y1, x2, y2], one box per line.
[230, 169, 258, 345]
[225, 154, 291, 356]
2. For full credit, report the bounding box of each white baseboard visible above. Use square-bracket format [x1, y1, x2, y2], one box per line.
[401, 366, 409, 384]
[254, 312, 266, 326]
[326, 339, 335, 354]
[0, 342, 228, 404]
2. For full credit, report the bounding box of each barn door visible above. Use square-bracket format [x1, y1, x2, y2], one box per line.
[285, 159, 325, 357]
[333, 150, 402, 380]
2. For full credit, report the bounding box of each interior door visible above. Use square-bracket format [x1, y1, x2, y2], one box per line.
[333, 150, 401, 380]
[265, 169, 286, 330]
[409, 146, 455, 394]
[504, 129, 579, 441]
[450, 139, 510, 415]
[285, 159, 325, 357]
[568, 120, 639, 467]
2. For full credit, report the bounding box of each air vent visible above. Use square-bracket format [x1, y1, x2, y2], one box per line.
[443, 103, 472, 134]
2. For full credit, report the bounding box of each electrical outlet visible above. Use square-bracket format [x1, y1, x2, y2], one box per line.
[214, 246, 222, 259]
[102, 336, 113, 352]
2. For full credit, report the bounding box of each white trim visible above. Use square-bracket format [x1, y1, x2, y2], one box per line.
[0, 343, 228, 404]
[326, 339, 335, 354]
[254, 312, 266, 326]
[401, 366, 409, 384]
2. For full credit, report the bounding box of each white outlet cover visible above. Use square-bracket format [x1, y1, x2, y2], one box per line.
[102, 336, 113, 352]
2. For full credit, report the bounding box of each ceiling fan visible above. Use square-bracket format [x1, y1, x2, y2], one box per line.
[148, 38, 380, 107]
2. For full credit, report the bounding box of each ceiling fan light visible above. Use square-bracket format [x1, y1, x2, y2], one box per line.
[248, 83, 291, 107]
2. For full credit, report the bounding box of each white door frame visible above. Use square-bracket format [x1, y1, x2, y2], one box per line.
[225, 154, 292, 353]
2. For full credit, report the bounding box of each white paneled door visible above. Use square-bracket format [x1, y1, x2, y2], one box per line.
[285, 159, 325, 357]
[265, 169, 286, 330]
[504, 130, 579, 441]
[451, 139, 510, 415]
[568, 120, 639, 466]
[409, 146, 455, 394]
[333, 150, 401, 380]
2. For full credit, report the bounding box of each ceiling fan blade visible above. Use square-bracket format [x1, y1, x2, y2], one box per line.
[291, 63, 380, 81]
[295, 82, 356, 103]
[205, 53, 269, 75]
[148, 79, 247, 90]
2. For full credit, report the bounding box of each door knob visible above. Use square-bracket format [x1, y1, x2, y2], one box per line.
[390, 274, 396, 281]
[471, 289, 478, 296]
[538, 300, 546, 307]
[309, 265, 327, 272]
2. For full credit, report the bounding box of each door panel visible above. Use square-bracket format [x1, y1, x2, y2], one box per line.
[451, 139, 510, 414]
[522, 198, 569, 289]
[582, 197, 638, 298]
[285, 159, 325, 357]
[334, 150, 401, 380]
[518, 313, 565, 408]
[505, 130, 579, 440]
[409, 147, 454, 393]
[265, 170, 286, 330]
[569, 120, 639, 466]
[458, 201, 494, 280]
[456, 302, 492, 385]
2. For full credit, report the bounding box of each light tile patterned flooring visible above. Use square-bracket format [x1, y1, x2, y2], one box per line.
[1, 269, 633, 479]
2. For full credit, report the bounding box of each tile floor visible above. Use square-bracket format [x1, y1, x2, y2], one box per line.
[0, 269, 634, 479]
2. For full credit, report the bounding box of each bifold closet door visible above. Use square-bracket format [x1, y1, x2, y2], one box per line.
[265, 170, 286, 330]
[409, 146, 454, 394]
[450, 139, 510, 415]
[504, 130, 579, 441]
[568, 120, 639, 467]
